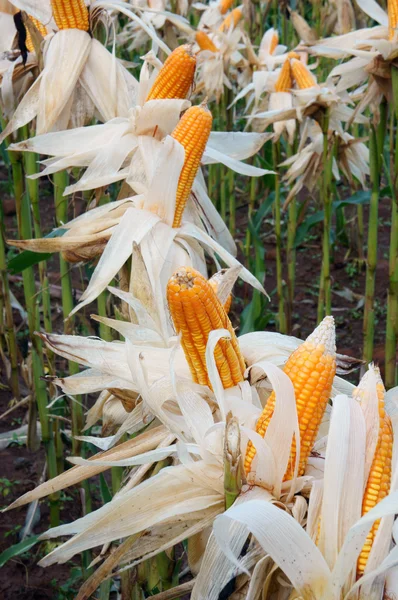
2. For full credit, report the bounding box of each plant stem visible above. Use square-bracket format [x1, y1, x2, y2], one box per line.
[53, 171, 84, 453]
[8, 138, 59, 525]
[386, 74, 398, 387]
[273, 142, 287, 333]
[317, 109, 333, 322]
[0, 217, 19, 399]
[363, 123, 382, 366]
[286, 142, 296, 334]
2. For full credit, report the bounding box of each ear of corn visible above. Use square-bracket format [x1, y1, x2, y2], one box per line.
[51, 0, 89, 31]
[274, 59, 293, 93]
[146, 44, 196, 101]
[171, 104, 212, 229]
[269, 31, 279, 55]
[244, 317, 336, 478]
[218, 7, 243, 32]
[196, 31, 218, 53]
[25, 16, 47, 53]
[219, 0, 234, 15]
[291, 58, 317, 89]
[167, 267, 245, 390]
[388, 0, 398, 39]
[356, 373, 393, 577]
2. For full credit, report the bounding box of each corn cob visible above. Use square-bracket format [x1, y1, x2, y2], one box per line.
[196, 31, 218, 53]
[167, 267, 245, 389]
[219, 0, 234, 15]
[171, 104, 212, 229]
[274, 59, 293, 93]
[51, 0, 89, 31]
[291, 58, 317, 89]
[208, 272, 233, 314]
[389, 0, 398, 40]
[356, 372, 393, 577]
[25, 16, 47, 53]
[146, 45, 196, 101]
[244, 317, 336, 477]
[218, 7, 243, 32]
[269, 31, 279, 55]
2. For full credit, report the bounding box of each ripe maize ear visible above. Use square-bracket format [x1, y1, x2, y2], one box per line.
[146, 44, 196, 101]
[167, 267, 245, 389]
[208, 271, 233, 314]
[25, 16, 47, 53]
[196, 31, 218, 53]
[218, 7, 243, 32]
[389, 0, 398, 39]
[269, 31, 279, 55]
[274, 59, 293, 93]
[171, 104, 212, 229]
[51, 0, 89, 31]
[219, 0, 234, 15]
[244, 317, 336, 477]
[356, 372, 393, 577]
[291, 58, 317, 89]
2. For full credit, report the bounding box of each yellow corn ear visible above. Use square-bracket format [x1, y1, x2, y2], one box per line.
[356, 373, 393, 577]
[274, 59, 293, 93]
[244, 317, 336, 478]
[25, 16, 47, 52]
[196, 31, 218, 53]
[208, 272, 233, 314]
[389, 0, 398, 39]
[51, 0, 89, 31]
[291, 58, 317, 89]
[146, 44, 196, 101]
[167, 267, 246, 390]
[269, 31, 279, 55]
[219, 0, 234, 14]
[219, 7, 243, 32]
[171, 104, 212, 229]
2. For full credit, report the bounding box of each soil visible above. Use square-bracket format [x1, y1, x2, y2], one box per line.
[0, 167, 395, 598]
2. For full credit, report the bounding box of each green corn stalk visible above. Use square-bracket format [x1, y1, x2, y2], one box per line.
[317, 109, 334, 322]
[362, 122, 383, 365]
[0, 213, 19, 399]
[53, 171, 84, 454]
[386, 71, 398, 387]
[273, 142, 287, 333]
[8, 138, 59, 525]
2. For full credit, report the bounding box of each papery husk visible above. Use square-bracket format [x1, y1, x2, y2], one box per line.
[4, 425, 168, 511]
[289, 9, 318, 43]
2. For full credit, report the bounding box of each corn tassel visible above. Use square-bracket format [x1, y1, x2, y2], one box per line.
[51, 0, 89, 31]
[208, 272, 232, 314]
[171, 104, 212, 229]
[219, 0, 234, 15]
[356, 371, 393, 577]
[146, 45, 196, 101]
[196, 31, 218, 53]
[25, 16, 47, 52]
[167, 267, 246, 389]
[274, 60, 293, 93]
[244, 317, 336, 477]
[218, 7, 243, 32]
[291, 58, 317, 89]
[388, 0, 398, 39]
[269, 31, 279, 55]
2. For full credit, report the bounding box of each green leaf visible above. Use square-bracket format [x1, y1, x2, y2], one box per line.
[99, 473, 112, 504]
[0, 534, 40, 567]
[294, 191, 371, 248]
[7, 228, 67, 274]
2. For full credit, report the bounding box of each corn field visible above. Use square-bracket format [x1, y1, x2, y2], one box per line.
[0, 0, 398, 598]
